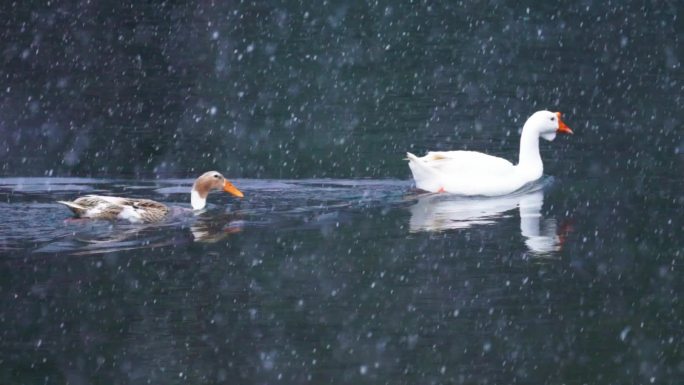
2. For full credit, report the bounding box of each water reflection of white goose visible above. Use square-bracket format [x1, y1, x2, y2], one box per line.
[409, 185, 562, 254]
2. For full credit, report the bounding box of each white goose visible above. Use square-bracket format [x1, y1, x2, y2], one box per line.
[406, 110, 573, 196]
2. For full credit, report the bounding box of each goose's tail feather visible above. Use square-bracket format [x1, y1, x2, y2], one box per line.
[406, 152, 444, 192]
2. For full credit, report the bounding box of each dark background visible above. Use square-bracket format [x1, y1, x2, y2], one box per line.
[1, 2, 683, 384]
[1, 0, 681, 178]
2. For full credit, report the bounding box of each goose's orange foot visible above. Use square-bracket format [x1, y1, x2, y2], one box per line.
[437, 187, 446, 193]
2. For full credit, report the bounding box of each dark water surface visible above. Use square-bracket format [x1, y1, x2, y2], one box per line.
[1, 1, 683, 384]
[1, 174, 682, 384]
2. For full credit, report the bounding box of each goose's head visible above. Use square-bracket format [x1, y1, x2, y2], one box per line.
[526, 110, 574, 141]
[191, 171, 244, 210]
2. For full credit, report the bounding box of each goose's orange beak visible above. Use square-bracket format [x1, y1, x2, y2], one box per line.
[556, 112, 573, 134]
[223, 180, 244, 198]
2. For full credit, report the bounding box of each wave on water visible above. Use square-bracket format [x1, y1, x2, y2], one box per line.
[0, 177, 413, 256]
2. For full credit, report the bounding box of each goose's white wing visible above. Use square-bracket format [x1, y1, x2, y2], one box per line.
[420, 151, 514, 175]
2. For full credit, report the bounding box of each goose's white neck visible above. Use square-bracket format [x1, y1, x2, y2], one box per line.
[191, 189, 207, 210]
[516, 122, 543, 180]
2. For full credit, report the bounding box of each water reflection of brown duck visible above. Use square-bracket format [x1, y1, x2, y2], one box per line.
[190, 212, 245, 243]
[65, 213, 245, 255]
[57, 171, 243, 223]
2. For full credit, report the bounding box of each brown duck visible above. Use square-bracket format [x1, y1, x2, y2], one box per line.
[57, 171, 244, 223]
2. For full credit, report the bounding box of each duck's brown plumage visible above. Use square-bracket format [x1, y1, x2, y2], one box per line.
[58, 171, 243, 223]
[58, 196, 170, 223]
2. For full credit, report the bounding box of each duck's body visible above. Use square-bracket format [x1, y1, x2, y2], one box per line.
[58, 171, 244, 223]
[58, 195, 170, 223]
[407, 110, 573, 196]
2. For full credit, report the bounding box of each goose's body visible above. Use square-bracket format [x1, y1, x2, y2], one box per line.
[58, 171, 244, 223]
[407, 110, 573, 196]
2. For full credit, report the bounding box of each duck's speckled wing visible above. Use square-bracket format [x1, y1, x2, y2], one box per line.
[62, 195, 169, 223]
[129, 199, 170, 222]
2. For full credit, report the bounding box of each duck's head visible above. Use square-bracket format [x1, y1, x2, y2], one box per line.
[191, 171, 244, 210]
[526, 110, 574, 141]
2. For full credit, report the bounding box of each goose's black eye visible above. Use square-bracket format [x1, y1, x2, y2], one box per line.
[214, 174, 220, 179]
[550, 117, 555, 121]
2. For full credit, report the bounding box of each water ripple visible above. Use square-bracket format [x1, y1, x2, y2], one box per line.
[0, 177, 411, 256]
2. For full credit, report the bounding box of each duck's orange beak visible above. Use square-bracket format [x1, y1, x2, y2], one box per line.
[556, 112, 573, 134]
[223, 180, 244, 198]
